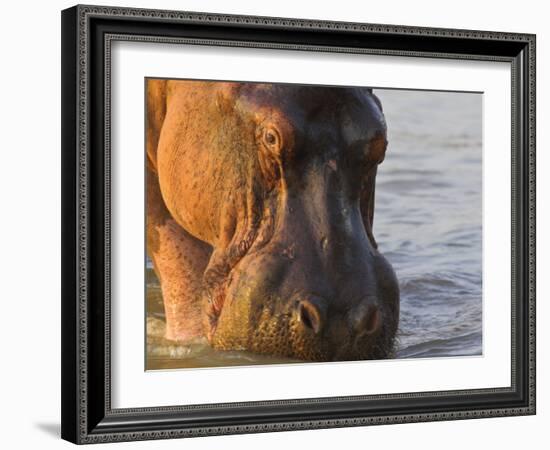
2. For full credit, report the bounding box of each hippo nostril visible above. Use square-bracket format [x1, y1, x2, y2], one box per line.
[297, 299, 326, 334]
[364, 306, 381, 335]
[353, 304, 382, 336]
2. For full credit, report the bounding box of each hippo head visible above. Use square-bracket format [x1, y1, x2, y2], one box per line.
[188, 82, 400, 362]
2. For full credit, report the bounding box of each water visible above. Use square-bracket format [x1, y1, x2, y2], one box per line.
[375, 89, 482, 358]
[146, 88, 483, 369]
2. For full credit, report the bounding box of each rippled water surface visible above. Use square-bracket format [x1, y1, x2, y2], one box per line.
[146, 88, 482, 369]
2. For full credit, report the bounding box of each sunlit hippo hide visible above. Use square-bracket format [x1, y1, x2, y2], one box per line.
[146, 80, 399, 361]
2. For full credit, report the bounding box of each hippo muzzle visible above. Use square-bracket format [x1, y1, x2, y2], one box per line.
[208, 139, 399, 361]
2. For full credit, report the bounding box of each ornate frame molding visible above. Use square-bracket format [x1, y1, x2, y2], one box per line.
[61, 4, 536, 444]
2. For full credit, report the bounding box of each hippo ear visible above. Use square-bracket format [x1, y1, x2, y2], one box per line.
[366, 88, 383, 112]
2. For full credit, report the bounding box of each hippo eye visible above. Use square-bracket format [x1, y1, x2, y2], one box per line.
[265, 130, 276, 144]
[261, 126, 282, 153]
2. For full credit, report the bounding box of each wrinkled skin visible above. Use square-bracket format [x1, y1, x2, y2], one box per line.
[146, 79, 399, 361]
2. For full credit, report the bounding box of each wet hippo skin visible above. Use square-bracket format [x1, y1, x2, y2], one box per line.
[146, 79, 399, 362]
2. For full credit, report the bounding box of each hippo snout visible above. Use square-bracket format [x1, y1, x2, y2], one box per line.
[207, 171, 399, 361]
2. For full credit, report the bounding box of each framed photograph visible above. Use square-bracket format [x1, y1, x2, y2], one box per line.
[61, 4, 536, 444]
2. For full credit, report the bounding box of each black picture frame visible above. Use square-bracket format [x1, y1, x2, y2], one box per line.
[61, 4, 536, 444]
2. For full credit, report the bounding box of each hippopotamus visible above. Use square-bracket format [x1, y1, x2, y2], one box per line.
[146, 79, 399, 362]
